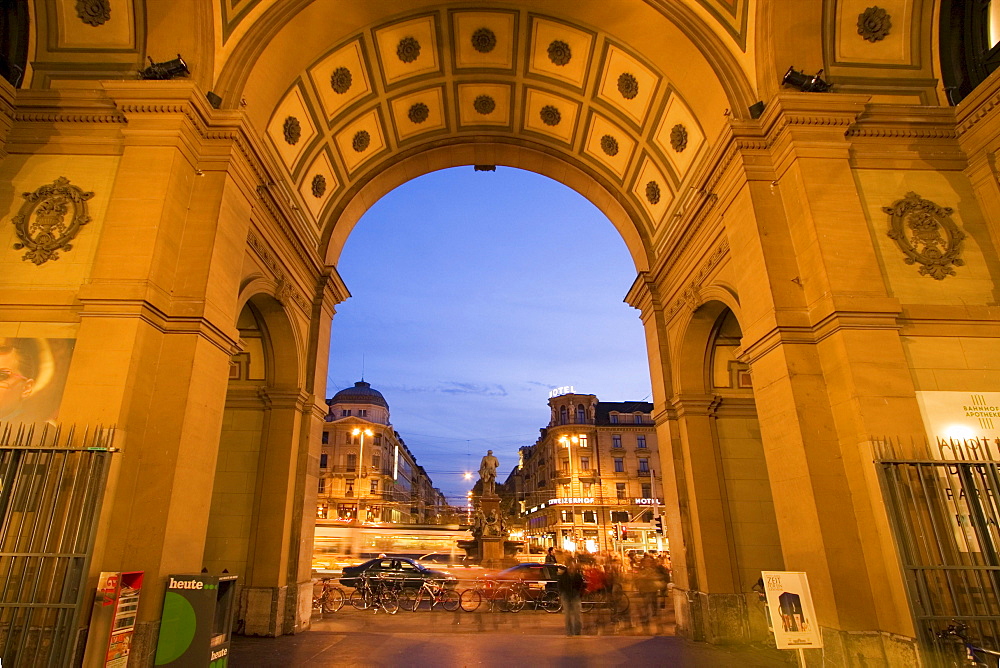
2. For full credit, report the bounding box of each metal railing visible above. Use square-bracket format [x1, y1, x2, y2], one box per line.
[875, 436, 1000, 666]
[0, 423, 117, 667]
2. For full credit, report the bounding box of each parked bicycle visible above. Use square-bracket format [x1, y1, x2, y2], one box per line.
[937, 623, 1000, 667]
[349, 572, 400, 614]
[495, 580, 560, 614]
[312, 577, 345, 613]
[405, 578, 460, 612]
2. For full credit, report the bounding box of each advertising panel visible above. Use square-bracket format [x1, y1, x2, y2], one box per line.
[761, 571, 823, 650]
[0, 337, 76, 424]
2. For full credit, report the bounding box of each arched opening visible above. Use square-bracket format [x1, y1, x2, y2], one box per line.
[204, 294, 307, 636]
[672, 300, 783, 642]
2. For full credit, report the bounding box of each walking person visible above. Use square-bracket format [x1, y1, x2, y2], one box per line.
[545, 546, 557, 564]
[557, 558, 585, 636]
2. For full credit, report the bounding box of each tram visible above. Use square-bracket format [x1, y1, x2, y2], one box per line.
[312, 521, 471, 572]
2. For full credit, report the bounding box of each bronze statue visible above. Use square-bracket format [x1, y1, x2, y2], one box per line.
[479, 450, 499, 496]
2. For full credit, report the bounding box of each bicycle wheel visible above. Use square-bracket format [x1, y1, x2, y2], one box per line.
[611, 593, 630, 614]
[440, 588, 461, 612]
[504, 587, 526, 613]
[398, 587, 419, 612]
[379, 589, 399, 614]
[323, 587, 345, 613]
[350, 588, 369, 610]
[459, 589, 482, 612]
[541, 590, 561, 613]
[581, 599, 596, 613]
[413, 587, 432, 611]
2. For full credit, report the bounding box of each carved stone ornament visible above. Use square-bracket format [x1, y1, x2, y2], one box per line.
[330, 67, 352, 94]
[352, 130, 371, 152]
[408, 102, 430, 124]
[397, 36, 421, 64]
[471, 27, 497, 53]
[540, 105, 561, 126]
[282, 116, 301, 145]
[474, 95, 496, 115]
[670, 124, 688, 152]
[882, 192, 965, 280]
[311, 174, 327, 198]
[547, 40, 572, 66]
[76, 0, 111, 26]
[857, 6, 892, 42]
[618, 73, 639, 100]
[11, 177, 94, 265]
[600, 134, 619, 157]
[645, 180, 661, 205]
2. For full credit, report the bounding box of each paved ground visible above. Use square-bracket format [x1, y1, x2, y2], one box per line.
[230, 607, 794, 667]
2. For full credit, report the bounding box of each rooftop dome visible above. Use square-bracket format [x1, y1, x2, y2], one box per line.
[328, 380, 388, 409]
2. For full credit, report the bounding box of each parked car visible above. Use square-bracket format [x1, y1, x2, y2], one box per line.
[491, 563, 566, 591]
[339, 556, 457, 589]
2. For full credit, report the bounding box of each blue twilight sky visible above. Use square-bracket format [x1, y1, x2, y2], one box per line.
[326, 167, 652, 504]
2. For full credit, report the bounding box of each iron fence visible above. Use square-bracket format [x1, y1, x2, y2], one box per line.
[875, 436, 1000, 666]
[0, 422, 117, 667]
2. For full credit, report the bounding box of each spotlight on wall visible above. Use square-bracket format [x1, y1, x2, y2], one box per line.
[748, 101, 765, 119]
[206, 91, 223, 109]
[139, 55, 190, 81]
[781, 66, 831, 93]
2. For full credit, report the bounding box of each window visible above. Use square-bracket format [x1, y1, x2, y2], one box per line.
[345, 480, 354, 497]
[576, 405, 586, 423]
[614, 457, 624, 473]
[580, 456, 590, 470]
[641, 483, 652, 499]
[358, 409, 367, 417]
[638, 458, 649, 473]
[317, 478, 326, 493]
[344, 432, 352, 444]
[560, 510, 574, 522]
[560, 406, 568, 424]
[634, 413, 642, 423]
[562, 484, 570, 496]
[637, 435, 647, 448]
[611, 510, 629, 523]
[583, 510, 597, 523]
[610, 414, 619, 424]
[337, 504, 357, 519]
[320, 453, 328, 468]
[321, 432, 329, 444]
[583, 482, 593, 496]
[612, 435, 622, 449]
[578, 435, 588, 449]
[346, 453, 357, 470]
[375, 433, 382, 445]
[370, 479, 378, 494]
[341, 409, 351, 417]
[373, 452, 381, 470]
[561, 459, 570, 472]
[616, 482, 626, 500]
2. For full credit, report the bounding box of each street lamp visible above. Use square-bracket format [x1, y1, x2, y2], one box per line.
[558, 435, 582, 552]
[352, 427, 373, 478]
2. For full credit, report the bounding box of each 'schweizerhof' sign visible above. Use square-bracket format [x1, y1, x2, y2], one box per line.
[548, 497, 594, 505]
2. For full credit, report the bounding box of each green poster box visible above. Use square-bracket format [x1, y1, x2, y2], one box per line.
[154, 574, 238, 667]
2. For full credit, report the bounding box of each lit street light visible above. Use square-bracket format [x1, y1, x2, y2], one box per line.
[352, 427, 374, 478]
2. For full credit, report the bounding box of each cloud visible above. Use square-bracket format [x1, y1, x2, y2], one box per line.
[378, 381, 508, 397]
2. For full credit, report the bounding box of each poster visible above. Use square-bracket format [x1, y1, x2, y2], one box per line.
[0, 337, 75, 425]
[761, 571, 823, 649]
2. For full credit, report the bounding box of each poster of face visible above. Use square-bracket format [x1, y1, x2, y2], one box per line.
[761, 571, 823, 649]
[0, 338, 76, 426]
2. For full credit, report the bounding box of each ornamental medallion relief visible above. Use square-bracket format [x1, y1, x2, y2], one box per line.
[857, 6, 892, 42]
[76, 0, 111, 26]
[11, 177, 94, 265]
[882, 192, 965, 280]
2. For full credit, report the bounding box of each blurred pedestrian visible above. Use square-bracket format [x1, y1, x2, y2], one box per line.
[557, 559, 585, 636]
[545, 546, 557, 564]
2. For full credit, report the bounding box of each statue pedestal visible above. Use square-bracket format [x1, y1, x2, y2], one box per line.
[478, 494, 505, 570]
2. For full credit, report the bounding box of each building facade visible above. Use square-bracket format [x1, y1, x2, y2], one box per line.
[517, 392, 663, 555]
[6, 2, 1000, 663]
[318, 380, 446, 525]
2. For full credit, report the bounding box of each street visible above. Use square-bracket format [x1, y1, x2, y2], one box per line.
[229, 606, 793, 667]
